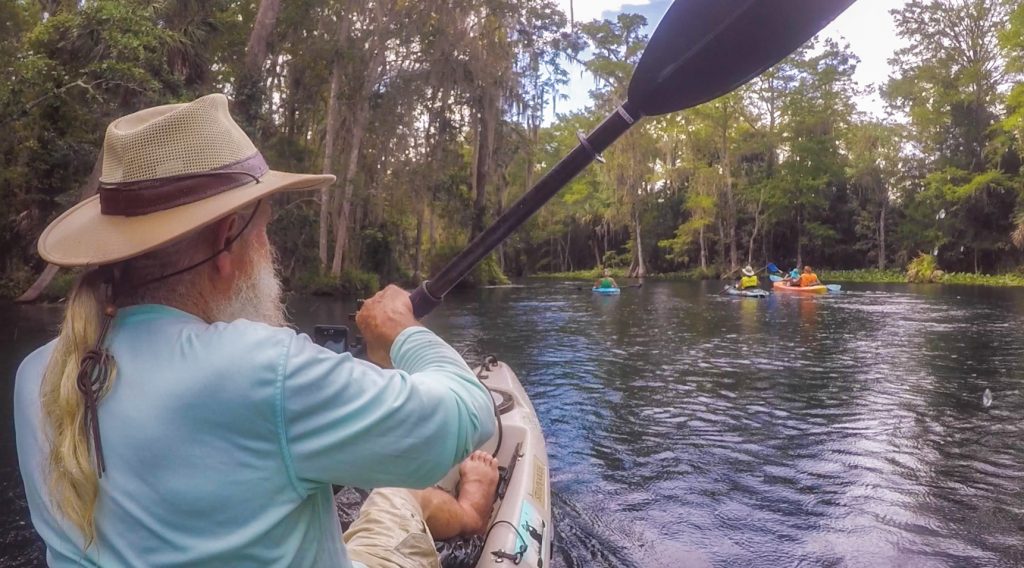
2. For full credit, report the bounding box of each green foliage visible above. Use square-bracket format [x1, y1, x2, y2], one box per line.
[601, 250, 631, 269]
[473, 254, 511, 287]
[0, 270, 35, 300]
[820, 269, 905, 283]
[427, 244, 509, 287]
[820, 268, 1024, 287]
[43, 269, 77, 301]
[906, 252, 941, 283]
[533, 267, 714, 281]
[1, 0, 240, 297]
[940, 272, 1024, 286]
[296, 268, 380, 298]
[645, 268, 716, 281]
[533, 269, 605, 280]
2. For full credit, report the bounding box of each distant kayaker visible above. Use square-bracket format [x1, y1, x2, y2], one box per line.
[595, 268, 620, 289]
[14, 95, 497, 567]
[736, 265, 759, 289]
[785, 267, 801, 286]
[799, 265, 822, 287]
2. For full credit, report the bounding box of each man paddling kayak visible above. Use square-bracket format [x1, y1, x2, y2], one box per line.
[14, 94, 496, 567]
[736, 265, 760, 289]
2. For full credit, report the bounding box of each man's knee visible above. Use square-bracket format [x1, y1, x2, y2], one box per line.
[344, 489, 440, 568]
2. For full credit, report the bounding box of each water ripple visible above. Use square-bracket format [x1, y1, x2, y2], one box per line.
[4, 282, 1024, 567]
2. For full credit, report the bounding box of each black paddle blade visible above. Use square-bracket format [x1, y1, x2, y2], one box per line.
[629, 0, 856, 116]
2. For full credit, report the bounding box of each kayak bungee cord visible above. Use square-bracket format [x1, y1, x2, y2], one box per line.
[483, 520, 530, 564]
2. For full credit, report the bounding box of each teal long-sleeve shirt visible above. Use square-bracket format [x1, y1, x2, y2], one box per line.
[14, 304, 496, 567]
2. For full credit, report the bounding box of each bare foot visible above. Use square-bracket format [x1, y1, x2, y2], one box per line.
[456, 451, 500, 535]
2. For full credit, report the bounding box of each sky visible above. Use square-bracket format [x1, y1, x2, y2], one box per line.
[551, 0, 909, 121]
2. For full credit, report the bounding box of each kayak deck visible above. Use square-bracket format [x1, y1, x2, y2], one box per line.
[724, 285, 769, 298]
[336, 358, 551, 568]
[592, 287, 620, 295]
[436, 358, 551, 567]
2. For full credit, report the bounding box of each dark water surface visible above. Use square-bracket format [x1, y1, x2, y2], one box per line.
[3, 281, 1023, 567]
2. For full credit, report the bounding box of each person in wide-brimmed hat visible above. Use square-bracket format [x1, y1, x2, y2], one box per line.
[15, 94, 497, 567]
[736, 265, 759, 289]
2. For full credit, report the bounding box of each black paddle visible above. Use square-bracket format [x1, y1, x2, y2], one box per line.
[409, 0, 856, 318]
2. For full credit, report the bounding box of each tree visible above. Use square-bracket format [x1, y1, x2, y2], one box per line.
[884, 0, 1020, 272]
[847, 121, 904, 269]
[779, 39, 857, 267]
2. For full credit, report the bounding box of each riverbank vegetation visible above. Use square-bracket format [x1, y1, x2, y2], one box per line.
[535, 266, 1024, 287]
[2, 0, 1024, 299]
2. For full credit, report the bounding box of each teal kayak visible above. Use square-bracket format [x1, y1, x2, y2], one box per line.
[724, 285, 769, 298]
[592, 287, 621, 295]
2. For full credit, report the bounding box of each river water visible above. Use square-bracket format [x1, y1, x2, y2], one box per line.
[2, 281, 1023, 567]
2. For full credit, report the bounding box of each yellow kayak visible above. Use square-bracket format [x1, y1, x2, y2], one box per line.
[773, 281, 827, 294]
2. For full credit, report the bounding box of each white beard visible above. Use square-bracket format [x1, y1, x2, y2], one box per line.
[209, 244, 287, 327]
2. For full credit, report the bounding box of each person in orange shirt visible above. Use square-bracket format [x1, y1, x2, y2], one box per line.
[799, 265, 821, 287]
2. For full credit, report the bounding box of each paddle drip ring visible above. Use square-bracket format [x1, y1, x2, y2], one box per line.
[576, 131, 605, 164]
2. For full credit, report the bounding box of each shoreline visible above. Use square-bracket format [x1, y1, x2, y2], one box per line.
[530, 268, 1024, 287]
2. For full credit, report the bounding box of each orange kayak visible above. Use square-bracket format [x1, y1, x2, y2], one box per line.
[773, 281, 827, 294]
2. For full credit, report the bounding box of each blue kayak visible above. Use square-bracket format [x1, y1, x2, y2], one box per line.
[592, 287, 621, 295]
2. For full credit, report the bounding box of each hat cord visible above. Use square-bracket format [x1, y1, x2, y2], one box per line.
[123, 200, 262, 293]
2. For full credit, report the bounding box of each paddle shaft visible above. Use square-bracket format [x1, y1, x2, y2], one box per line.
[410, 101, 642, 318]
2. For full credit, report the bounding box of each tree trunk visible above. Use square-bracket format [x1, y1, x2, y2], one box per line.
[428, 205, 436, 257]
[471, 88, 499, 239]
[723, 135, 737, 271]
[747, 185, 765, 266]
[796, 208, 803, 268]
[762, 226, 769, 267]
[566, 231, 573, 271]
[878, 199, 887, 270]
[245, 0, 281, 73]
[699, 224, 707, 270]
[235, 0, 282, 129]
[330, 100, 370, 276]
[717, 218, 726, 271]
[318, 15, 352, 270]
[413, 202, 425, 281]
[329, 40, 386, 276]
[319, 68, 342, 269]
[603, 221, 609, 256]
[632, 211, 646, 278]
[495, 176, 510, 271]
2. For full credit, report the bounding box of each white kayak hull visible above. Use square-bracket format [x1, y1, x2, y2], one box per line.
[435, 359, 552, 568]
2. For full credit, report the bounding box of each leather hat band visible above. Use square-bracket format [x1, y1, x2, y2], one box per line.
[98, 152, 268, 216]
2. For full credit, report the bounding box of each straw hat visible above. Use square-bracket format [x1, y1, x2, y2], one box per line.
[741, 265, 755, 276]
[38, 94, 334, 267]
